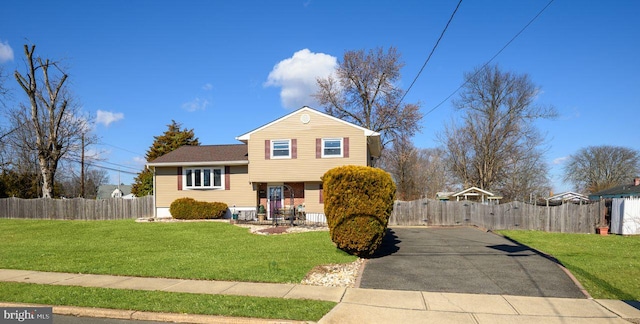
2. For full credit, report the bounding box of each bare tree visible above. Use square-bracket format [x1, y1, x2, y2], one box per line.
[3, 103, 97, 198]
[0, 65, 10, 107]
[379, 134, 421, 200]
[13, 44, 89, 198]
[0, 66, 11, 165]
[58, 166, 109, 199]
[379, 135, 453, 200]
[314, 47, 422, 151]
[498, 144, 552, 201]
[441, 64, 555, 200]
[563, 145, 640, 194]
[417, 147, 455, 199]
[3, 106, 40, 173]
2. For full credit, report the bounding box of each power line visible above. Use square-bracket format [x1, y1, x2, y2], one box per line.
[84, 162, 139, 175]
[62, 157, 140, 175]
[2, 141, 141, 173]
[424, 0, 555, 117]
[98, 142, 144, 156]
[82, 162, 139, 175]
[400, 0, 463, 105]
[90, 159, 140, 172]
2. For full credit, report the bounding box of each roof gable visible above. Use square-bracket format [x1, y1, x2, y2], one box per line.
[452, 187, 496, 197]
[147, 144, 248, 166]
[547, 191, 589, 202]
[436, 192, 455, 200]
[235, 106, 379, 141]
[97, 185, 132, 199]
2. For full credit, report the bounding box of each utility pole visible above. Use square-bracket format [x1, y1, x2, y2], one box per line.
[80, 133, 85, 198]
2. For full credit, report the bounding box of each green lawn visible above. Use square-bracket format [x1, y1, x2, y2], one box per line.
[498, 230, 640, 300]
[0, 282, 335, 321]
[0, 219, 355, 283]
[0, 219, 354, 321]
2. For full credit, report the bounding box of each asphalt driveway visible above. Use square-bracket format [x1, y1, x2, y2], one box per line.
[359, 227, 586, 298]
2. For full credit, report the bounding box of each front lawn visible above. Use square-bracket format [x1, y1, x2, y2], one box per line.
[0, 219, 355, 283]
[498, 230, 640, 300]
[0, 282, 335, 321]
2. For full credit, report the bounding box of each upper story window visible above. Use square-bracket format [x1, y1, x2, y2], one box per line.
[322, 138, 343, 157]
[316, 137, 349, 159]
[184, 167, 223, 189]
[271, 139, 291, 159]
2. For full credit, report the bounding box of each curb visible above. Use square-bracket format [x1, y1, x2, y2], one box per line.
[0, 302, 309, 324]
[353, 258, 367, 288]
[555, 262, 593, 299]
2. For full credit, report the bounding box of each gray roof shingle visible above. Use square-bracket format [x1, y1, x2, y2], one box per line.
[97, 185, 132, 199]
[589, 183, 640, 199]
[148, 144, 248, 164]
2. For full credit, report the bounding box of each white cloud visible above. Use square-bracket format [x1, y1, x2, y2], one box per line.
[181, 97, 209, 112]
[265, 49, 337, 109]
[84, 148, 101, 158]
[96, 110, 124, 127]
[0, 40, 14, 63]
[132, 156, 146, 166]
[553, 156, 569, 165]
[560, 107, 581, 121]
[202, 83, 213, 91]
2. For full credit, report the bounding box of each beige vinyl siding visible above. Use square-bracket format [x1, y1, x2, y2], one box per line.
[154, 165, 254, 208]
[248, 110, 370, 183]
[304, 182, 324, 214]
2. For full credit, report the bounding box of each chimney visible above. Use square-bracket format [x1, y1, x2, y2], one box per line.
[635, 178, 640, 186]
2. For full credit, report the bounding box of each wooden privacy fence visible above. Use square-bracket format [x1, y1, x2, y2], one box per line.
[390, 198, 601, 233]
[0, 196, 154, 220]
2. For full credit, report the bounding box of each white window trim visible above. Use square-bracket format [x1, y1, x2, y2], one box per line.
[321, 138, 343, 158]
[183, 167, 225, 190]
[271, 139, 291, 159]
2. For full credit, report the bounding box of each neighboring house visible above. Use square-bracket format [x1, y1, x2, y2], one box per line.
[589, 178, 640, 200]
[436, 191, 455, 201]
[147, 106, 382, 219]
[437, 187, 502, 205]
[97, 185, 133, 199]
[545, 191, 589, 205]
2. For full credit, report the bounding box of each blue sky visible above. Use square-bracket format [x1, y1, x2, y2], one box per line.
[1, 1, 638, 193]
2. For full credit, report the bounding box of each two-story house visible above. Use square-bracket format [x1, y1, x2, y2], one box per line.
[146, 106, 381, 219]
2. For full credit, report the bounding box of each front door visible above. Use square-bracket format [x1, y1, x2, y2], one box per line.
[267, 186, 283, 219]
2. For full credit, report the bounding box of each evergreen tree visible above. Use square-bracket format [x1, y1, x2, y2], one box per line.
[131, 121, 199, 196]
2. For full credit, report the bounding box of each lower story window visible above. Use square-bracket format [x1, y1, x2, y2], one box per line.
[185, 168, 223, 189]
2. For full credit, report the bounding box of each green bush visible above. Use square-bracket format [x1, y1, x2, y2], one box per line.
[322, 165, 396, 257]
[170, 198, 228, 219]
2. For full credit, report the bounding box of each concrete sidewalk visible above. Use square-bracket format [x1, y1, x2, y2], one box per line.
[1, 269, 639, 324]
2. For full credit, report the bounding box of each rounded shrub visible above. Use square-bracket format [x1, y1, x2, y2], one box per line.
[169, 198, 196, 219]
[170, 197, 228, 219]
[322, 165, 396, 257]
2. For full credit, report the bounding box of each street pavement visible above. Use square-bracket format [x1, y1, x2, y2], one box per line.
[360, 226, 587, 298]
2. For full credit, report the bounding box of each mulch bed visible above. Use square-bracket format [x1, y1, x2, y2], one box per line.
[256, 226, 291, 235]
